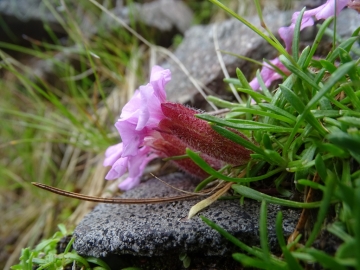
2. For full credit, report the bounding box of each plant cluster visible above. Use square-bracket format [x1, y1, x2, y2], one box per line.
[4, 0, 360, 269]
[193, 0, 360, 268]
[11, 225, 111, 270]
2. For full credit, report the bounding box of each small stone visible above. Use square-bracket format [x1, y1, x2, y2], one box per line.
[73, 173, 300, 259]
[163, 11, 294, 107]
[0, 0, 64, 44]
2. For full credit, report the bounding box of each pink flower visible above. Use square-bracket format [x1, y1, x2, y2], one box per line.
[250, 0, 350, 91]
[279, 0, 348, 51]
[116, 66, 171, 157]
[104, 66, 252, 190]
[104, 143, 160, 190]
[103, 66, 171, 190]
[249, 57, 289, 91]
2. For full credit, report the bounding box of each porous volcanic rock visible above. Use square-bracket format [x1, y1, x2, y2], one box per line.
[73, 173, 300, 259]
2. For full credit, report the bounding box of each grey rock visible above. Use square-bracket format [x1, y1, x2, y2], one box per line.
[331, 8, 360, 39]
[0, 0, 59, 24]
[0, 0, 192, 45]
[162, 11, 293, 107]
[73, 173, 300, 258]
[78, 0, 193, 45]
[330, 8, 360, 60]
[15, 0, 193, 85]
[0, 0, 64, 43]
[100, 0, 193, 34]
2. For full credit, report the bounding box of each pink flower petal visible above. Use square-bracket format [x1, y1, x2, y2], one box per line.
[314, 0, 348, 20]
[104, 66, 171, 190]
[278, 25, 294, 52]
[280, 0, 348, 51]
[103, 143, 123, 167]
[136, 84, 163, 131]
[120, 90, 141, 120]
[115, 119, 145, 157]
[118, 146, 159, 190]
[250, 57, 289, 91]
[150, 65, 171, 102]
[105, 156, 129, 180]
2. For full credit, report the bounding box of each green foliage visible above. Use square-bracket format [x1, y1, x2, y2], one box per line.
[179, 252, 191, 268]
[195, 1, 360, 269]
[4, 0, 360, 269]
[10, 225, 110, 270]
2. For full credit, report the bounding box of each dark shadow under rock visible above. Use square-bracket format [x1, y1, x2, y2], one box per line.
[73, 173, 300, 268]
[0, 0, 65, 45]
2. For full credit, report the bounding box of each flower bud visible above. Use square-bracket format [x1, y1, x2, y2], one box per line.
[151, 133, 223, 179]
[160, 102, 252, 166]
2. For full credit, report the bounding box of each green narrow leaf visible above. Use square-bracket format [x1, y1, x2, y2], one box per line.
[186, 148, 283, 182]
[314, 154, 328, 182]
[341, 160, 351, 186]
[236, 88, 272, 103]
[262, 133, 273, 150]
[200, 216, 261, 258]
[337, 116, 360, 128]
[35, 239, 58, 252]
[255, 69, 273, 99]
[306, 249, 347, 270]
[314, 69, 326, 85]
[86, 257, 111, 270]
[306, 61, 356, 110]
[20, 248, 32, 270]
[211, 124, 264, 154]
[64, 237, 75, 254]
[319, 59, 337, 73]
[224, 77, 241, 86]
[327, 222, 353, 242]
[258, 103, 297, 122]
[338, 47, 353, 64]
[232, 185, 326, 208]
[208, 0, 291, 60]
[276, 212, 286, 248]
[206, 95, 240, 109]
[197, 114, 297, 132]
[236, 67, 252, 90]
[354, 187, 360, 269]
[335, 240, 357, 262]
[280, 84, 327, 136]
[311, 109, 340, 118]
[297, 180, 326, 192]
[297, 46, 310, 68]
[327, 130, 360, 163]
[327, 36, 358, 63]
[279, 84, 305, 114]
[280, 55, 319, 89]
[335, 182, 354, 209]
[63, 252, 90, 268]
[232, 107, 295, 124]
[194, 167, 228, 192]
[304, 16, 334, 68]
[276, 212, 303, 270]
[232, 253, 275, 269]
[263, 149, 287, 167]
[305, 173, 337, 247]
[57, 224, 67, 236]
[260, 201, 270, 262]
